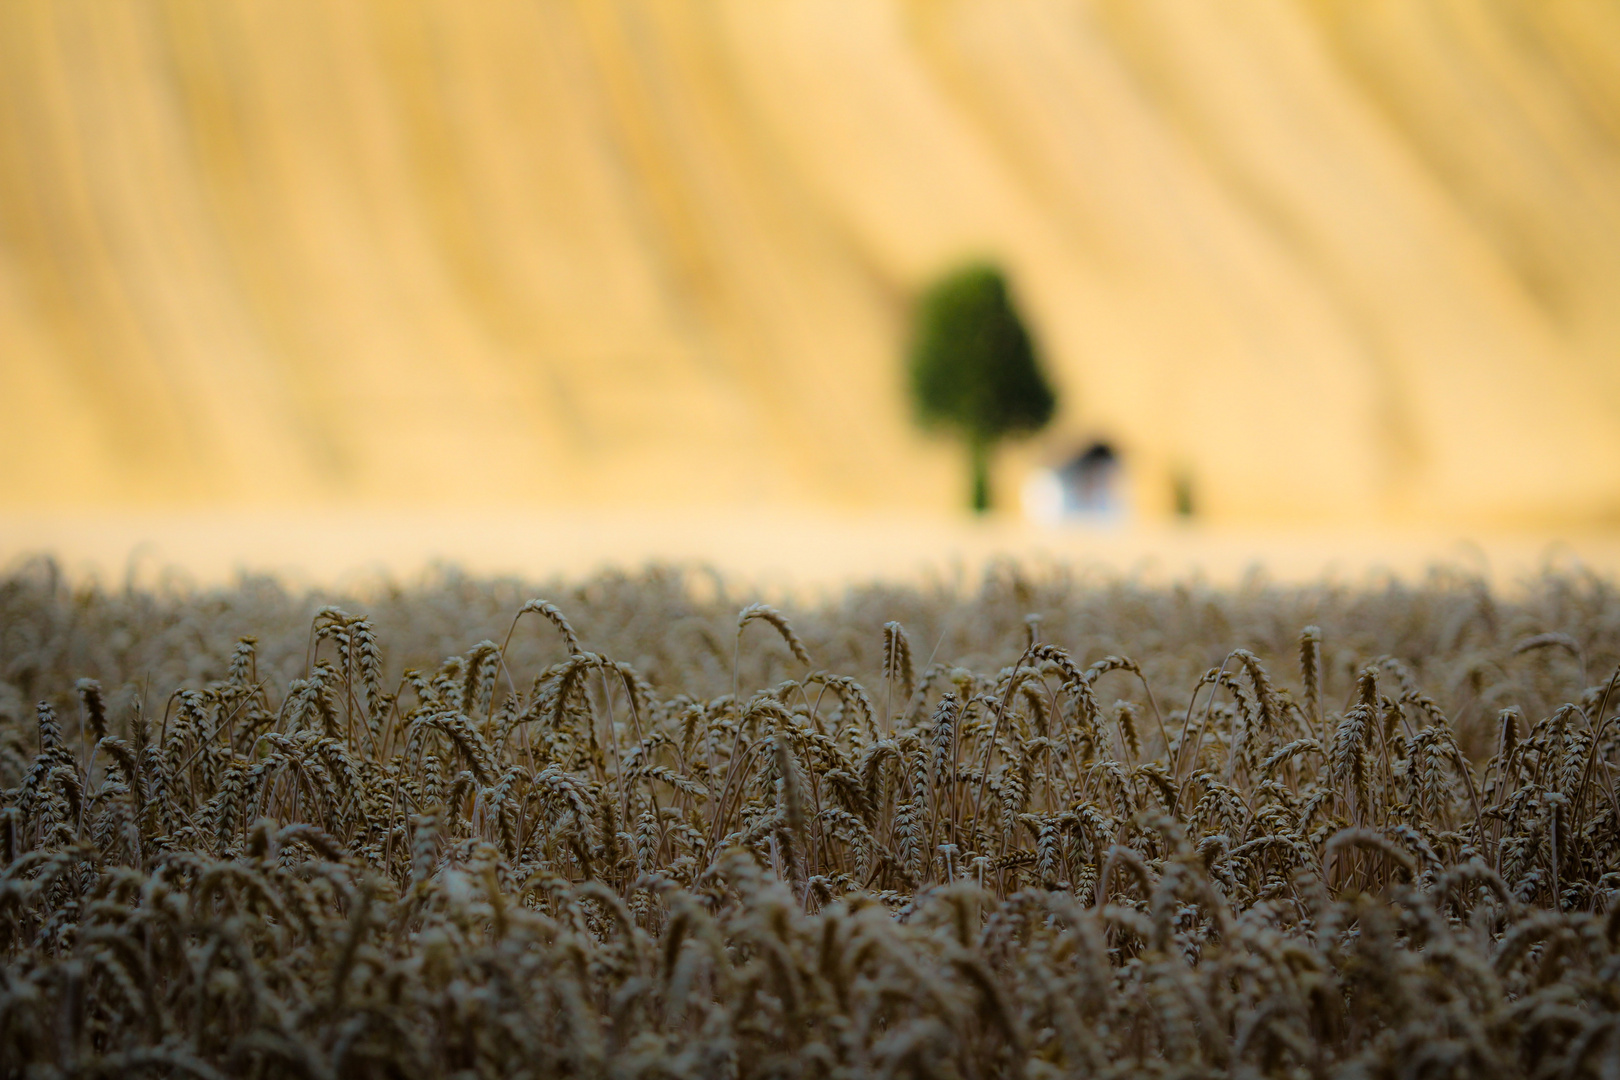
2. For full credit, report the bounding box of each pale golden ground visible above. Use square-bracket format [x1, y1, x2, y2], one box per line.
[5, 511, 1618, 596]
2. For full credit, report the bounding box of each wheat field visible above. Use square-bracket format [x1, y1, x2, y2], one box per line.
[3, 557, 1620, 1077]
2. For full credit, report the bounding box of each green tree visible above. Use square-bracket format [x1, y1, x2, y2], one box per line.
[907, 263, 1057, 512]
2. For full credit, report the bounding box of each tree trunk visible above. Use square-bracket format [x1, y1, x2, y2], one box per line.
[969, 439, 992, 514]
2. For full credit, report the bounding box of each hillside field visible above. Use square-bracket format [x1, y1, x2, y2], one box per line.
[5, 1, 1620, 523]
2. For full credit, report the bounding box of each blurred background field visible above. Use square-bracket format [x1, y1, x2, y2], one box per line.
[6, 510, 1620, 598]
[2, 0, 1619, 581]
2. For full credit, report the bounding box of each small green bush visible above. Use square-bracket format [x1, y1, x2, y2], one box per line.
[908, 263, 1056, 512]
